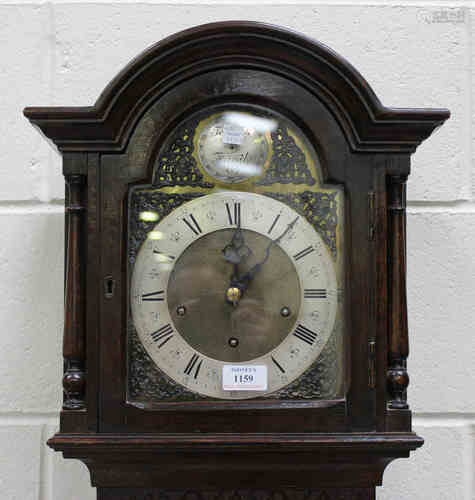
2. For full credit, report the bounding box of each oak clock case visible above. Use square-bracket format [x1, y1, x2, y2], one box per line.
[128, 108, 345, 403]
[23, 21, 450, 500]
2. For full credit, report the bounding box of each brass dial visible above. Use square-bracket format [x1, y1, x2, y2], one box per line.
[130, 191, 338, 399]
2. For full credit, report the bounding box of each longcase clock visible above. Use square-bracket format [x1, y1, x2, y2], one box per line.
[24, 22, 449, 500]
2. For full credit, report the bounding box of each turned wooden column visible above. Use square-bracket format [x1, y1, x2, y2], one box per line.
[387, 175, 409, 409]
[63, 174, 87, 410]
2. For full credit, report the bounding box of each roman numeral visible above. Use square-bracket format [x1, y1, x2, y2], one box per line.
[293, 246, 315, 261]
[304, 289, 327, 299]
[293, 324, 318, 346]
[182, 213, 202, 235]
[142, 290, 164, 301]
[267, 213, 281, 234]
[151, 324, 174, 348]
[153, 250, 175, 261]
[184, 353, 202, 379]
[271, 356, 286, 374]
[226, 202, 241, 226]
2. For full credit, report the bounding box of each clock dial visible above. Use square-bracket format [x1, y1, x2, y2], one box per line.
[130, 191, 338, 399]
[196, 111, 273, 184]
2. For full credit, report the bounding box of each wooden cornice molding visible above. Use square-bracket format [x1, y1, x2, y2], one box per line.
[24, 21, 449, 154]
[48, 432, 423, 489]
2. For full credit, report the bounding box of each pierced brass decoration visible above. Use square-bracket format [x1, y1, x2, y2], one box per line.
[256, 126, 316, 186]
[128, 190, 205, 265]
[152, 116, 214, 189]
[266, 191, 339, 259]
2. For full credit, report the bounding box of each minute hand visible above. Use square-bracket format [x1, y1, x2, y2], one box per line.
[237, 216, 299, 284]
[272, 215, 300, 246]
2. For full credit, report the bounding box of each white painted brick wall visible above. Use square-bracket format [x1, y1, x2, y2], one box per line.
[1, 3, 473, 499]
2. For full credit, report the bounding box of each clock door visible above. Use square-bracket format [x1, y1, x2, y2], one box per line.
[95, 67, 374, 434]
[127, 107, 345, 404]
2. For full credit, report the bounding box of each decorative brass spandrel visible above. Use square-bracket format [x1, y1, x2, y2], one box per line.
[151, 114, 214, 189]
[128, 190, 205, 266]
[255, 126, 316, 186]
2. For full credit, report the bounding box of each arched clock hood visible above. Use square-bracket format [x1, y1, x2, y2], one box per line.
[24, 21, 449, 154]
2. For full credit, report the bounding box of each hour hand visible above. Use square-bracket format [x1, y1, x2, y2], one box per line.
[222, 225, 251, 265]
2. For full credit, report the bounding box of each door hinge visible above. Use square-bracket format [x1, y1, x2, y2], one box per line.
[368, 191, 376, 241]
[369, 340, 376, 389]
